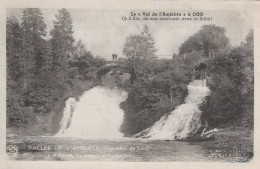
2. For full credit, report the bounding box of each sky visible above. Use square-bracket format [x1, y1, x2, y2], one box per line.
[7, 9, 253, 60]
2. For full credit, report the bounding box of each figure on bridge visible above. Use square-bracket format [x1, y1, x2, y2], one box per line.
[173, 53, 176, 60]
[112, 54, 118, 60]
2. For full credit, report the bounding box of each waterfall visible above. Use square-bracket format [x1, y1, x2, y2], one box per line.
[56, 98, 76, 135]
[56, 79, 209, 140]
[135, 79, 210, 140]
[56, 87, 128, 139]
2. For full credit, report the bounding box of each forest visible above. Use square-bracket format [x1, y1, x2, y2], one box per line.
[7, 9, 105, 133]
[7, 8, 254, 136]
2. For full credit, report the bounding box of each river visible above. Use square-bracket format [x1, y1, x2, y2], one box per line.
[7, 136, 208, 161]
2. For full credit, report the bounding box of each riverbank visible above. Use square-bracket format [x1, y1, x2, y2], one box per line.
[190, 127, 253, 162]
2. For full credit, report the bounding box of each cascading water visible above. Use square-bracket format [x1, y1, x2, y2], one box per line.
[135, 79, 210, 140]
[56, 98, 76, 135]
[56, 86, 128, 139]
[57, 79, 209, 140]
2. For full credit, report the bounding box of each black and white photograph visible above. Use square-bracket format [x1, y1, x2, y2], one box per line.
[5, 7, 254, 162]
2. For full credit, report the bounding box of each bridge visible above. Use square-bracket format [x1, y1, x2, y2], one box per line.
[109, 50, 214, 62]
[107, 50, 214, 73]
[102, 50, 214, 84]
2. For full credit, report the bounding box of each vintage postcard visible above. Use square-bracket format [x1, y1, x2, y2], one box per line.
[1, 0, 260, 169]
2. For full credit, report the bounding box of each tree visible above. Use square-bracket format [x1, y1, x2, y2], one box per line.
[123, 25, 157, 60]
[141, 25, 157, 59]
[6, 15, 24, 126]
[20, 8, 48, 87]
[123, 25, 157, 81]
[21, 8, 47, 36]
[179, 24, 230, 56]
[231, 29, 254, 95]
[6, 15, 23, 81]
[21, 8, 47, 70]
[50, 8, 75, 66]
[200, 29, 254, 128]
[49, 8, 75, 94]
[72, 40, 89, 59]
[7, 9, 49, 125]
[124, 35, 144, 60]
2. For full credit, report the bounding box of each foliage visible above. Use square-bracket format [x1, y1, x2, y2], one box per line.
[7, 9, 105, 129]
[123, 25, 157, 60]
[200, 30, 254, 129]
[177, 24, 253, 129]
[178, 25, 253, 129]
[21, 8, 47, 36]
[72, 40, 88, 59]
[50, 8, 75, 66]
[179, 24, 230, 56]
[120, 58, 192, 135]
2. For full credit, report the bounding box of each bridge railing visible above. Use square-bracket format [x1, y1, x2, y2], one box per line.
[110, 50, 215, 61]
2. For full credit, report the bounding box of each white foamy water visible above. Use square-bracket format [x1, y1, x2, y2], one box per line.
[56, 87, 128, 139]
[135, 79, 210, 140]
[56, 98, 76, 135]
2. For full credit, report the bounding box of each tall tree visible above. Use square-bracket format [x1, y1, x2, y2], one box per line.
[21, 8, 47, 36]
[6, 15, 24, 126]
[20, 8, 47, 87]
[141, 25, 157, 59]
[7, 15, 23, 81]
[7, 9, 48, 125]
[50, 8, 75, 66]
[123, 25, 157, 81]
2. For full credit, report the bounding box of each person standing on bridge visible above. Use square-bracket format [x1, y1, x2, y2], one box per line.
[112, 54, 118, 60]
[173, 53, 176, 60]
